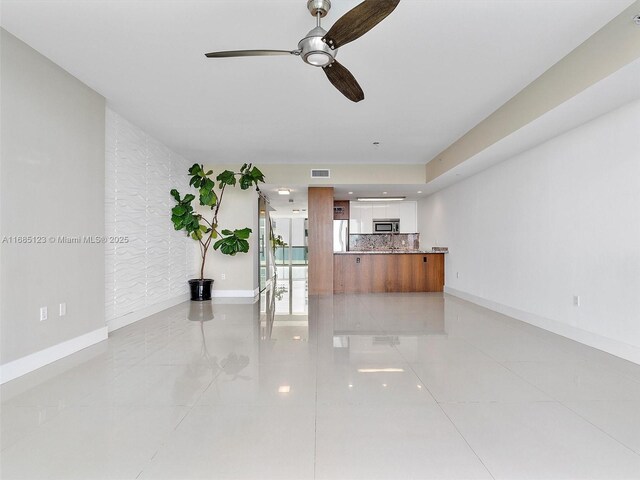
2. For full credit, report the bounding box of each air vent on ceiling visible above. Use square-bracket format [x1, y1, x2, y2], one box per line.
[311, 169, 330, 178]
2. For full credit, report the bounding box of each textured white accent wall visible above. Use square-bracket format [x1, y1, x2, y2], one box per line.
[418, 99, 640, 363]
[105, 108, 197, 327]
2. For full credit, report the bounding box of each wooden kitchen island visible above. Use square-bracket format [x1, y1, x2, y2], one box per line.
[333, 252, 445, 294]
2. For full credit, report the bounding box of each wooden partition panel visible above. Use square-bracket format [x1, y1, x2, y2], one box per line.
[308, 187, 334, 295]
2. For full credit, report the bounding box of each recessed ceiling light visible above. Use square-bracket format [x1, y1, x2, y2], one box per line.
[348, 191, 353, 195]
[293, 335, 301, 340]
[278, 385, 291, 393]
[348, 384, 353, 388]
[382, 191, 388, 194]
[277, 188, 290, 195]
[417, 191, 422, 194]
[382, 383, 388, 387]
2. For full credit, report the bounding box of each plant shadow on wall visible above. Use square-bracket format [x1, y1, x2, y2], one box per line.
[170, 163, 265, 300]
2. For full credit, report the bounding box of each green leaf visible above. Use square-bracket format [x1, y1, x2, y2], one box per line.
[171, 217, 184, 230]
[237, 238, 250, 253]
[199, 225, 208, 232]
[251, 166, 265, 183]
[213, 228, 252, 256]
[216, 170, 236, 187]
[234, 227, 251, 239]
[172, 205, 186, 216]
[239, 174, 253, 190]
[182, 194, 195, 204]
[170, 189, 181, 201]
[188, 164, 201, 175]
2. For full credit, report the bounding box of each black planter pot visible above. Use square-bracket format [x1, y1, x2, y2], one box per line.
[188, 279, 214, 301]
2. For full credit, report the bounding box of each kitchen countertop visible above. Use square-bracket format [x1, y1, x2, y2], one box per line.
[334, 250, 447, 254]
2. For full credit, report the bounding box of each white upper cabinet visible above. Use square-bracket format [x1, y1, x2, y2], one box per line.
[349, 203, 373, 234]
[371, 204, 386, 220]
[398, 201, 417, 233]
[385, 203, 401, 219]
[350, 201, 417, 233]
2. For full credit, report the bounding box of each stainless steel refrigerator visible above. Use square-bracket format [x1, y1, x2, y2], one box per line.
[333, 220, 348, 252]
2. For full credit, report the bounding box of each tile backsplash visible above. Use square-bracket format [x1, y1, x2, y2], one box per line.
[349, 234, 420, 251]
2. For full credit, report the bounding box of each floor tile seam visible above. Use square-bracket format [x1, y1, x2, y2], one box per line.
[436, 399, 558, 405]
[556, 400, 640, 459]
[446, 336, 512, 366]
[499, 361, 568, 401]
[400, 353, 496, 480]
[313, 324, 319, 480]
[501, 362, 640, 459]
[500, 359, 640, 387]
[134, 376, 217, 479]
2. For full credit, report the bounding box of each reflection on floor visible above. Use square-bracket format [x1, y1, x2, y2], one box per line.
[2, 289, 640, 479]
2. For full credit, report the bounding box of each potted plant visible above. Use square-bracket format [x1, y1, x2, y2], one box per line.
[170, 163, 265, 301]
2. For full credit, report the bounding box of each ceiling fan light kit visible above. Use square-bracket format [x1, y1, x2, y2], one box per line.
[298, 26, 336, 67]
[204, 0, 400, 102]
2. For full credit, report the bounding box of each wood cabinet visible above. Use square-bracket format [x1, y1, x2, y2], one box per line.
[334, 253, 444, 293]
[333, 200, 350, 220]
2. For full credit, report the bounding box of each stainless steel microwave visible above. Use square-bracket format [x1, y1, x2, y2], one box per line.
[373, 219, 400, 233]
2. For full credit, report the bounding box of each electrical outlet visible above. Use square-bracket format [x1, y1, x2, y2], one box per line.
[573, 295, 580, 307]
[221, 273, 226, 280]
[40, 307, 48, 322]
[59, 303, 67, 316]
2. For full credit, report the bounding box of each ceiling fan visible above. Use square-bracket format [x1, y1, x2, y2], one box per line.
[204, 0, 400, 103]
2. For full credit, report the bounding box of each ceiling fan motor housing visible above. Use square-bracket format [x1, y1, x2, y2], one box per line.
[298, 26, 337, 67]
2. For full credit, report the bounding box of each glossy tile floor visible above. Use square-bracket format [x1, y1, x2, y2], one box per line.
[3, 291, 640, 479]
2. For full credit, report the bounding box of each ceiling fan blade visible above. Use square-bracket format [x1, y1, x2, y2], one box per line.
[322, 60, 364, 103]
[322, 0, 400, 49]
[205, 50, 298, 58]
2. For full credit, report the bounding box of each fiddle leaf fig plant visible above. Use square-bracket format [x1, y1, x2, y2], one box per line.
[170, 163, 265, 280]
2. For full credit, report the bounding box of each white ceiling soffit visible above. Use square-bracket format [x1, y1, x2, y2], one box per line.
[426, 0, 640, 181]
[0, 0, 633, 165]
[422, 56, 640, 197]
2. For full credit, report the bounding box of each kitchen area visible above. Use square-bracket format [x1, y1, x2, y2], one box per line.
[332, 198, 446, 294]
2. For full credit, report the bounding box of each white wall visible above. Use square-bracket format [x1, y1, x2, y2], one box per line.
[200, 181, 260, 297]
[418, 99, 640, 363]
[105, 108, 197, 331]
[0, 29, 106, 381]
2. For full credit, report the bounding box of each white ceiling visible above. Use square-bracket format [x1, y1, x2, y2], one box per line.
[1, 0, 633, 166]
[264, 182, 430, 216]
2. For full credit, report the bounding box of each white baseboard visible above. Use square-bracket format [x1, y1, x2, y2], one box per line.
[108, 294, 190, 332]
[212, 287, 259, 298]
[444, 286, 640, 365]
[0, 327, 108, 385]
